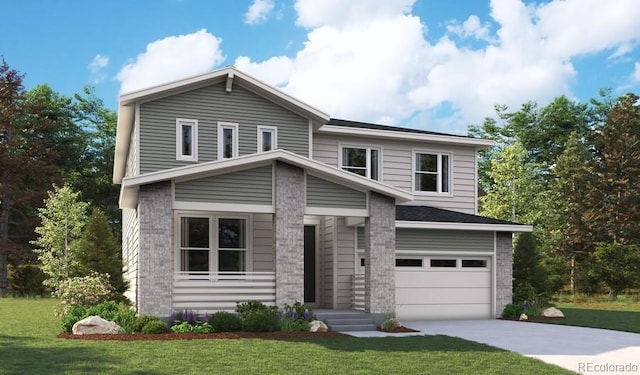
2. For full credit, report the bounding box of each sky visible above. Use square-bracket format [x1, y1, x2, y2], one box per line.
[2, 0, 640, 134]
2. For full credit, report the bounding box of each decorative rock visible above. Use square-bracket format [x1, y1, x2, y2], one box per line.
[72, 316, 121, 335]
[309, 320, 328, 333]
[542, 307, 565, 318]
[519, 313, 528, 321]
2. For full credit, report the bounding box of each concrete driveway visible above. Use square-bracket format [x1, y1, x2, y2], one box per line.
[347, 320, 640, 374]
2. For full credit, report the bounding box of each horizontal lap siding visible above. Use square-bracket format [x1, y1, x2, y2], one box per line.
[139, 83, 308, 174]
[306, 175, 367, 209]
[396, 229, 494, 252]
[312, 133, 477, 214]
[174, 166, 272, 204]
[122, 208, 139, 305]
[126, 122, 139, 177]
[252, 213, 274, 272]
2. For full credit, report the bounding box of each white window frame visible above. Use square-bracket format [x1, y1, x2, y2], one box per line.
[218, 122, 239, 159]
[176, 118, 198, 161]
[338, 144, 382, 181]
[412, 149, 452, 195]
[175, 212, 252, 274]
[257, 126, 277, 152]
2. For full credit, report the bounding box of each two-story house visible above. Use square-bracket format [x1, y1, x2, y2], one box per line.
[113, 67, 531, 324]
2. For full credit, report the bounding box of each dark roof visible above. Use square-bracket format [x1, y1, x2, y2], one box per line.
[327, 118, 476, 140]
[396, 205, 524, 226]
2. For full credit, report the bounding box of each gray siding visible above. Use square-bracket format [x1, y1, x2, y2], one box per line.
[139, 83, 309, 174]
[357, 227, 494, 252]
[174, 166, 272, 205]
[306, 175, 367, 209]
[313, 133, 477, 214]
[396, 229, 494, 252]
[252, 213, 274, 272]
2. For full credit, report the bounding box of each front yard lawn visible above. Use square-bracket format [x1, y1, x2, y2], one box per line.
[538, 302, 640, 334]
[0, 298, 574, 374]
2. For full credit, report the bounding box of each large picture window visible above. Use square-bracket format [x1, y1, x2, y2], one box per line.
[178, 215, 249, 273]
[340, 146, 380, 180]
[414, 151, 450, 193]
[176, 119, 198, 161]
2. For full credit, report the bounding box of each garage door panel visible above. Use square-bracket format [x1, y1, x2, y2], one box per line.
[397, 303, 492, 321]
[396, 287, 491, 305]
[396, 270, 491, 288]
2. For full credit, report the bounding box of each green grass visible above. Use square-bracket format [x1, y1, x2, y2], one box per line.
[0, 298, 574, 375]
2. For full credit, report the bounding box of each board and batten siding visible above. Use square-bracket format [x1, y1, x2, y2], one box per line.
[122, 208, 139, 305]
[174, 166, 272, 205]
[306, 174, 367, 209]
[321, 216, 335, 307]
[138, 83, 309, 174]
[335, 217, 356, 309]
[357, 227, 494, 253]
[313, 133, 477, 214]
[252, 213, 274, 272]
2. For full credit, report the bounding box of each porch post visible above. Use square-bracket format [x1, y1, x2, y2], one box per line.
[138, 182, 173, 317]
[363, 192, 396, 319]
[273, 162, 305, 306]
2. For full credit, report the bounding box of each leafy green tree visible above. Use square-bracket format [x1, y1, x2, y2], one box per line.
[513, 232, 549, 296]
[592, 243, 640, 298]
[74, 208, 126, 294]
[33, 185, 89, 290]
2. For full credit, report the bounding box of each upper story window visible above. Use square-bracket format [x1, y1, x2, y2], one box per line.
[218, 122, 239, 159]
[340, 145, 381, 181]
[257, 126, 277, 152]
[413, 151, 451, 194]
[176, 119, 198, 161]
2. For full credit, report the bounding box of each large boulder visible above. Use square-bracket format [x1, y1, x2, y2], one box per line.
[309, 320, 328, 333]
[542, 307, 565, 318]
[72, 316, 121, 335]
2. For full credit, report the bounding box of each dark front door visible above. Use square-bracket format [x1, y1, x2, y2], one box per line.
[304, 225, 316, 304]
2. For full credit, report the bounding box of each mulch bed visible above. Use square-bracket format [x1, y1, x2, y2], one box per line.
[377, 326, 420, 333]
[57, 331, 349, 341]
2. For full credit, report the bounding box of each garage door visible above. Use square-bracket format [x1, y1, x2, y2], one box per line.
[395, 256, 492, 320]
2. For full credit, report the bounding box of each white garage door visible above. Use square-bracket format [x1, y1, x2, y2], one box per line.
[395, 256, 493, 320]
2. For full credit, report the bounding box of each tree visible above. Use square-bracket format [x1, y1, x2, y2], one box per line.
[513, 232, 549, 298]
[0, 59, 61, 295]
[33, 185, 89, 290]
[74, 208, 126, 295]
[592, 243, 640, 298]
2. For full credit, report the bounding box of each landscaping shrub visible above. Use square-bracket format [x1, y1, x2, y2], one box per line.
[379, 313, 401, 332]
[280, 318, 310, 332]
[141, 320, 169, 334]
[61, 305, 88, 333]
[279, 302, 315, 322]
[501, 303, 524, 318]
[209, 311, 242, 332]
[54, 272, 113, 316]
[114, 309, 137, 334]
[60, 301, 134, 333]
[8, 264, 49, 297]
[135, 315, 166, 333]
[235, 300, 276, 316]
[242, 309, 280, 332]
[170, 321, 213, 333]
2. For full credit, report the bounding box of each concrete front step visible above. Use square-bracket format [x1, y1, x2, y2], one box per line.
[315, 310, 377, 332]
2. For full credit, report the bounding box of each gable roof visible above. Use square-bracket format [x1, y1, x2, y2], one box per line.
[113, 66, 330, 184]
[120, 149, 413, 209]
[320, 119, 494, 148]
[396, 205, 532, 232]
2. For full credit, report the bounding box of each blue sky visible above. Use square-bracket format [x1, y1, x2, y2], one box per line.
[2, 0, 640, 134]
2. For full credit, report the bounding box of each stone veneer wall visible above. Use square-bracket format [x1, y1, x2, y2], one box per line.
[137, 182, 173, 316]
[495, 232, 513, 317]
[273, 162, 305, 305]
[363, 192, 396, 316]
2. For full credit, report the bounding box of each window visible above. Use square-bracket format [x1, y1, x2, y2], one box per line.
[430, 259, 457, 268]
[462, 259, 487, 268]
[218, 122, 238, 159]
[396, 258, 423, 267]
[178, 215, 249, 273]
[414, 151, 450, 193]
[176, 119, 198, 161]
[340, 146, 381, 180]
[257, 126, 277, 152]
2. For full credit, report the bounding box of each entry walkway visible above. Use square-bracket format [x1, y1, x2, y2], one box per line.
[345, 319, 640, 374]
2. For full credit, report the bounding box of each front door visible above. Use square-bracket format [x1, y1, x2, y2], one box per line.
[304, 225, 316, 304]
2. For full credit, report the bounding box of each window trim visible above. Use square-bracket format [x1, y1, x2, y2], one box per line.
[338, 143, 382, 181]
[412, 149, 452, 195]
[175, 212, 252, 274]
[257, 126, 278, 153]
[176, 118, 198, 161]
[217, 122, 239, 160]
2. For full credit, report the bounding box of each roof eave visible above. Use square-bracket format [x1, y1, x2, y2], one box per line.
[396, 220, 533, 232]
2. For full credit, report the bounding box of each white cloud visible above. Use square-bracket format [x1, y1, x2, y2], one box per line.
[632, 62, 640, 82]
[446, 15, 493, 42]
[234, 55, 293, 86]
[244, 0, 275, 25]
[88, 54, 109, 74]
[116, 29, 224, 93]
[294, 0, 415, 28]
